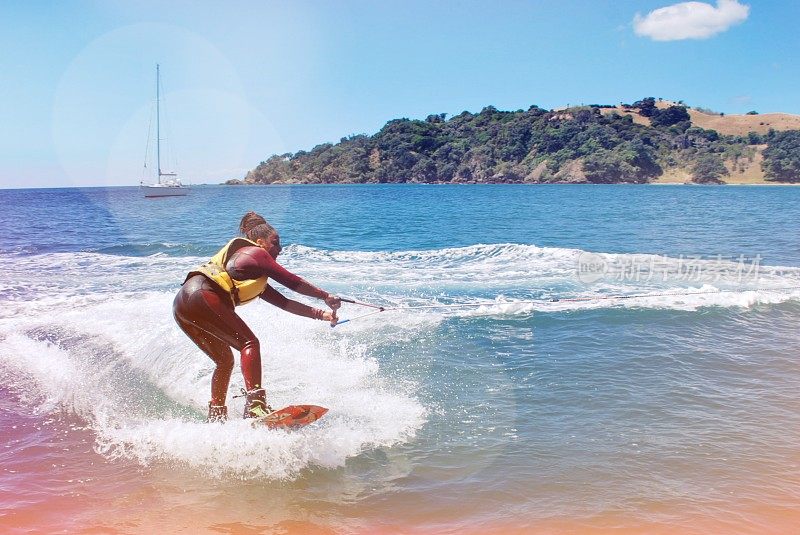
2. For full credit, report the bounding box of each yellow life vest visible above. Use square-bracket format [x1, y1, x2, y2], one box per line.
[187, 237, 269, 306]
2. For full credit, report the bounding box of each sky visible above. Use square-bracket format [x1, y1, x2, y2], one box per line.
[1, 0, 798, 188]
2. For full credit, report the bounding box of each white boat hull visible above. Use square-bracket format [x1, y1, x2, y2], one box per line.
[141, 184, 189, 197]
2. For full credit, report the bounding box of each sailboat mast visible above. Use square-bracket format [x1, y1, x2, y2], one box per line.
[156, 64, 161, 184]
[141, 64, 187, 197]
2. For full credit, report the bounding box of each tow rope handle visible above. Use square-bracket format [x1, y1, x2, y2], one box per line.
[332, 298, 386, 328]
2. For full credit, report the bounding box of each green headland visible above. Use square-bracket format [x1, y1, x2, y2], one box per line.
[233, 98, 800, 186]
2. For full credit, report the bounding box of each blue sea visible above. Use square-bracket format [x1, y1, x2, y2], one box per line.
[1, 184, 799, 534]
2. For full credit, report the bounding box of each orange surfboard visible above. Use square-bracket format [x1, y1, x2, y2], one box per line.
[251, 404, 328, 429]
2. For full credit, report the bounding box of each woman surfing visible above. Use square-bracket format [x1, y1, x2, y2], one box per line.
[173, 211, 341, 422]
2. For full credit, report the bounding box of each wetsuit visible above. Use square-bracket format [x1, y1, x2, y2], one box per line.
[173, 240, 328, 407]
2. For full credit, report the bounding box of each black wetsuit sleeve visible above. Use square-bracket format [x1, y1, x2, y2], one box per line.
[225, 246, 328, 300]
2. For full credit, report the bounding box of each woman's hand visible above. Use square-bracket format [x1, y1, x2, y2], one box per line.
[322, 310, 338, 327]
[324, 294, 341, 311]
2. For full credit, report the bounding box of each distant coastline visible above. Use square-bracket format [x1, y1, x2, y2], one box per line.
[222, 180, 800, 187]
[232, 98, 800, 186]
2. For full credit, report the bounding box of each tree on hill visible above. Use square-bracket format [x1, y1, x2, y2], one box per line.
[762, 130, 800, 182]
[747, 131, 763, 144]
[692, 154, 728, 183]
[583, 149, 638, 183]
[633, 97, 657, 117]
[651, 105, 691, 127]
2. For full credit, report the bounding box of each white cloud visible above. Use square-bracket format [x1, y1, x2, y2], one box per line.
[633, 0, 749, 41]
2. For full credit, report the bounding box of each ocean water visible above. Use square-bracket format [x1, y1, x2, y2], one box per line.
[1, 184, 798, 534]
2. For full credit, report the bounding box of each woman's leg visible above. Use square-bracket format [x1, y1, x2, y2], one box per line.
[174, 316, 234, 406]
[173, 276, 265, 408]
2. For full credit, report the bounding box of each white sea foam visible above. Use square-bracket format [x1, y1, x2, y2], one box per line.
[279, 243, 800, 316]
[3, 244, 799, 316]
[0, 289, 427, 480]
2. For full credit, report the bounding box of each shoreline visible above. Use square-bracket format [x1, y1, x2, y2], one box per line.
[3, 182, 800, 192]
[224, 180, 800, 187]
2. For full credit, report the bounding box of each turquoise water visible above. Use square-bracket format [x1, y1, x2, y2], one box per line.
[1, 184, 799, 534]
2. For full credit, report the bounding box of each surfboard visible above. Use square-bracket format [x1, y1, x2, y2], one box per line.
[251, 404, 328, 429]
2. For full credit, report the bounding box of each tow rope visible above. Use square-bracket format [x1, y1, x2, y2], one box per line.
[332, 286, 800, 327]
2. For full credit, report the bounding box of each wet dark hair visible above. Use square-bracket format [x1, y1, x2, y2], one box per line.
[239, 211, 276, 242]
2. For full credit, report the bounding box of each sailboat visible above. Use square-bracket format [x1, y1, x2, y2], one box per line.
[140, 64, 189, 197]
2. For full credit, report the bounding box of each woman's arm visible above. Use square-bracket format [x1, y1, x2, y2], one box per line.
[260, 285, 337, 324]
[227, 246, 337, 304]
